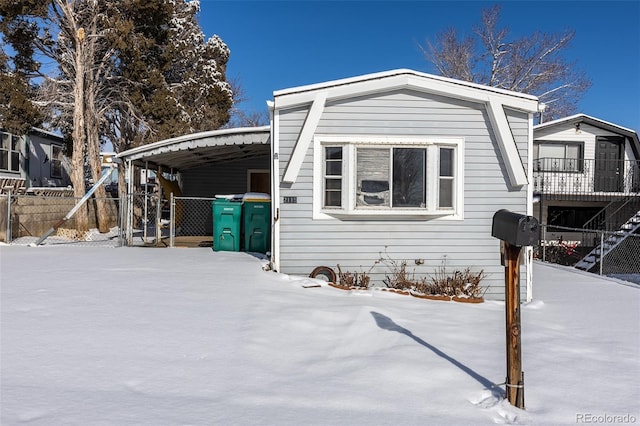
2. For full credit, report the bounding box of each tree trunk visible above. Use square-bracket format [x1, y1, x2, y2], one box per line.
[86, 82, 110, 233]
[71, 28, 89, 234]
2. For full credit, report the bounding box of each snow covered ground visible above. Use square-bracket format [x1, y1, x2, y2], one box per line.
[1, 245, 638, 425]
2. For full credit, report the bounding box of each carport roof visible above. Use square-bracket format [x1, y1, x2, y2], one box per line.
[116, 126, 271, 171]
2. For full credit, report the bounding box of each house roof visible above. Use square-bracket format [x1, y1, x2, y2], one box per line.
[29, 127, 64, 141]
[275, 68, 540, 188]
[273, 68, 540, 112]
[534, 114, 640, 158]
[116, 126, 271, 171]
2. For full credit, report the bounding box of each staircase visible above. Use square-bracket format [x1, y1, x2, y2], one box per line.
[575, 209, 640, 271]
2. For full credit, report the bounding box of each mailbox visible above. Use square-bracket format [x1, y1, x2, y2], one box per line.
[491, 209, 540, 247]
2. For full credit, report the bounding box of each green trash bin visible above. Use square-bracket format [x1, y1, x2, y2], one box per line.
[242, 193, 271, 254]
[212, 197, 243, 252]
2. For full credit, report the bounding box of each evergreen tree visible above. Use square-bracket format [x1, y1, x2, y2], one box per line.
[0, 0, 233, 232]
[106, 0, 232, 151]
[0, 43, 42, 134]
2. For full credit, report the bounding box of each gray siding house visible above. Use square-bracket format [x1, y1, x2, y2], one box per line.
[270, 69, 540, 300]
[1, 128, 71, 192]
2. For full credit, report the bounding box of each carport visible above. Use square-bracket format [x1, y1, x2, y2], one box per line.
[116, 126, 271, 247]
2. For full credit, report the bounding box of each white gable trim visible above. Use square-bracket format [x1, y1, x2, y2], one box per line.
[275, 73, 538, 113]
[281, 91, 327, 183]
[274, 69, 538, 109]
[276, 70, 537, 186]
[486, 97, 528, 187]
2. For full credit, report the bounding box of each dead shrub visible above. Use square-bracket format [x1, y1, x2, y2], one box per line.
[337, 264, 371, 289]
[429, 266, 486, 298]
[375, 251, 486, 298]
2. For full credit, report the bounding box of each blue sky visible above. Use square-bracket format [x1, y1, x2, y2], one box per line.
[199, 1, 640, 132]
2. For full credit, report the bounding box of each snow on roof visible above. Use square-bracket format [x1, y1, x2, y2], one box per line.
[116, 126, 271, 171]
[274, 68, 539, 108]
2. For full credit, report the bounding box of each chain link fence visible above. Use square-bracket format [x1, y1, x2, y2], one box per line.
[2, 193, 123, 247]
[169, 196, 215, 247]
[5, 192, 638, 284]
[536, 224, 640, 284]
[122, 194, 215, 247]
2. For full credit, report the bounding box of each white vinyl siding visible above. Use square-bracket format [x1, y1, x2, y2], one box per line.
[277, 89, 530, 300]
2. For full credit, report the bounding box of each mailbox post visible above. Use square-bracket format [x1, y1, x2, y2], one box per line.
[491, 209, 539, 409]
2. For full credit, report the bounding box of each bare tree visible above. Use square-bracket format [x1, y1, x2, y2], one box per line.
[224, 77, 269, 128]
[421, 5, 591, 121]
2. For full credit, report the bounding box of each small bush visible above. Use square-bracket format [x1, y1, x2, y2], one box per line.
[429, 264, 486, 298]
[376, 251, 486, 298]
[337, 264, 371, 289]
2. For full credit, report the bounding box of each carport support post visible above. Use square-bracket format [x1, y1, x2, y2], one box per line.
[6, 188, 12, 243]
[169, 192, 175, 248]
[503, 241, 525, 409]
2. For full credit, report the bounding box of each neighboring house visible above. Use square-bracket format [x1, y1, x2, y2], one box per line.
[0, 128, 71, 192]
[532, 114, 640, 271]
[533, 114, 640, 231]
[117, 69, 541, 300]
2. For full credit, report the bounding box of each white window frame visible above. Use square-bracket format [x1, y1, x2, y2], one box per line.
[313, 135, 464, 220]
[0, 131, 22, 173]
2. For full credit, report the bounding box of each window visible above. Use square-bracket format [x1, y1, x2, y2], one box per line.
[356, 147, 429, 208]
[534, 142, 583, 172]
[357, 148, 390, 207]
[315, 136, 463, 218]
[324, 147, 343, 207]
[51, 145, 63, 178]
[0, 131, 21, 172]
[439, 147, 455, 208]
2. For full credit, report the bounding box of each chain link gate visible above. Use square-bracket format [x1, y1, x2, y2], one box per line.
[126, 192, 165, 246]
[169, 196, 216, 247]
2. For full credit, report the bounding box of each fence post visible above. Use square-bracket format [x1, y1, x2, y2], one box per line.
[6, 188, 12, 243]
[155, 193, 162, 247]
[599, 231, 604, 276]
[117, 196, 124, 247]
[126, 193, 133, 246]
[542, 225, 546, 262]
[170, 193, 175, 248]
